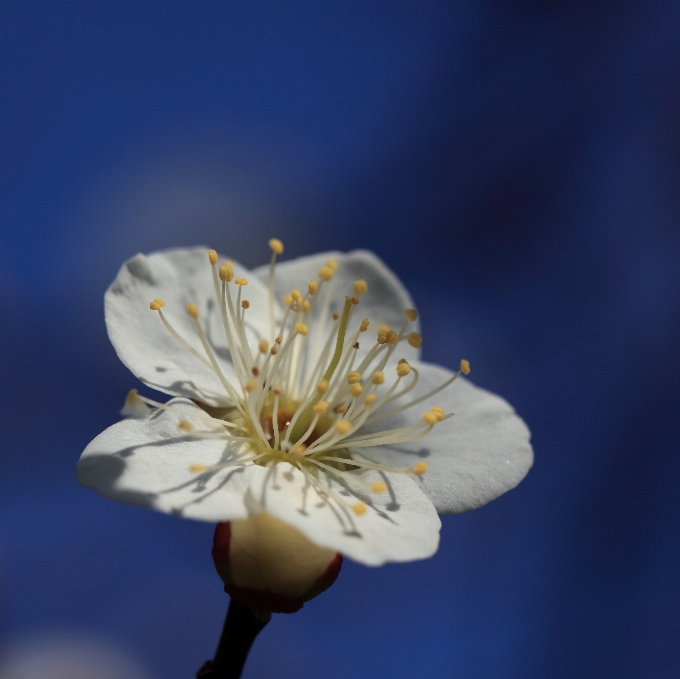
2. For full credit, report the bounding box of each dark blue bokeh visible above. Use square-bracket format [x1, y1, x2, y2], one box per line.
[2, 2, 679, 677]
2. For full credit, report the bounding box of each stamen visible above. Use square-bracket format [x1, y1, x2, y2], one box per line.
[407, 332, 422, 348]
[352, 503, 367, 516]
[404, 308, 417, 322]
[308, 280, 319, 295]
[460, 359, 470, 375]
[208, 249, 218, 266]
[353, 280, 368, 295]
[413, 461, 428, 476]
[347, 371, 361, 384]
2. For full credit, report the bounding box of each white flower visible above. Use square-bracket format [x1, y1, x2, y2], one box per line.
[77, 243, 533, 566]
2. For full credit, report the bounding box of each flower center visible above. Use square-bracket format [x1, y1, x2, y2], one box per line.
[135, 239, 471, 515]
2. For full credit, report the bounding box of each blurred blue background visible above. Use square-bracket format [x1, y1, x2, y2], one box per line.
[1, 2, 679, 678]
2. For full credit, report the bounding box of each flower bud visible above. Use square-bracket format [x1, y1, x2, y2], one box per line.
[212, 513, 342, 614]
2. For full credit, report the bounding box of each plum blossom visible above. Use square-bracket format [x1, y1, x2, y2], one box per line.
[77, 242, 533, 567]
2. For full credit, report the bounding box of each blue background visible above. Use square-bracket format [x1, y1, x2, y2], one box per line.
[1, 2, 679, 677]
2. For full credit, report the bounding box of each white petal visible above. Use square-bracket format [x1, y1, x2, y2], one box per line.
[77, 399, 257, 522]
[244, 461, 440, 566]
[359, 361, 533, 514]
[105, 247, 271, 405]
[254, 250, 421, 362]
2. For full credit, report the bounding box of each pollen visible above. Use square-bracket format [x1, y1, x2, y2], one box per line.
[186, 303, 199, 319]
[407, 332, 422, 348]
[347, 371, 361, 384]
[318, 265, 333, 281]
[273, 386, 282, 395]
[308, 280, 319, 295]
[360, 318, 370, 332]
[189, 464, 206, 473]
[352, 502, 367, 516]
[413, 461, 428, 476]
[313, 401, 329, 414]
[291, 289, 302, 303]
[149, 298, 166, 311]
[353, 279, 368, 295]
[363, 393, 377, 406]
[397, 361, 411, 377]
[317, 379, 329, 394]
[295, 322, 309, 336]
[302, 300, 311, 313]
[372, 371, 385, 385]
[270, 345, 279, 355]
[219, 264, 234, 282]
[268, 238, 284, 255]
[371, 482, 387, 494]
[208, 249, 218, 265]
[335, 405, 348, 414]
[422, 411, 437, 424]
[460, 359, 470, 375]
[334, 420, 352, 434]
[430, 406, 445, 421]
[259, 338, 269, 353]
[350, 383, 363, 397]
[350, 296, 359, 305]
[241, 300, 250, 309]
[244, 379, 258, 392]
[234, 277, 248, 286]
[404, 308, 418, 322]
[178, 420, 194, 432]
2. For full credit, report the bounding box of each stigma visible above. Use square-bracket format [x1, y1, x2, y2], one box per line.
[133, 240, 470, 515]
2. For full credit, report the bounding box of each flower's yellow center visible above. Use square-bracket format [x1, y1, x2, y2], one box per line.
[131, 239, 472, 515]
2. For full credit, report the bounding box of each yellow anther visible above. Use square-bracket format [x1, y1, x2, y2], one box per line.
[186, 303, 199, 319]
[269, 238, 284, 255]
[149, 298, 166, 311]
[178, 420, 194, 432]
[308, 280, 319, 295]
[302, 300, 311, 313]
[327, 259, 338, 272]
[273, 386, 282, 395]
[371, 371, 385, 385]
[371, 482, 387, 494]
[460, 359, 470, 375]
[363, 393, 377, 406]
[259, 338, 269, 354]
[208, 249, 218, 265]
[295, 322, 308, 336]
[431, 406, 445, 421]
[317, 379, 329, 394]
[318, 265, 333, 281]
[270, 345, 279, 355]
[244, 379, 258, 392]
[241, 300, 250, 309]
[125, 389, 139, 404]
[291, 443, 308, 458]
[407, 332, 422, 348]
[283, 294, 293, 307]
[189, 464, 206, 473]
[386, 330, 398, 344]
[291, 289, 302, 303]
[413, 461, 428, 476]
[219, 264, 234, 282]
[313, 401, 329, 414]
[404, 308, 418, 322]
[397, 361, 411, 377]
[334, 420, 352, 434]
[350, 383, 363, 397]
[234, 277, 247, 286]
[360, 318, 370, 332]
[347, 371, 361, 385]
[423, 411, 438, 424]
[352, 502, 367, 516]
[378, 323, 392, 333]
[353, 279, 368, 295]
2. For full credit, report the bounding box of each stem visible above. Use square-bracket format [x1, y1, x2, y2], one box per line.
[196, 598, 270, 679]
